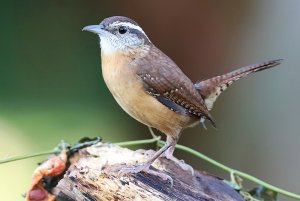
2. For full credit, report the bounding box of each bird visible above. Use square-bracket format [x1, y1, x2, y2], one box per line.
[83, 16, 282, 180]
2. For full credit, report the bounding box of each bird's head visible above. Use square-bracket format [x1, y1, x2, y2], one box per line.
[83, 16, 151, 54]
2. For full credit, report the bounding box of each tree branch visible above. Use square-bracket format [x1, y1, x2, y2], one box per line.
[52, 143, 243, 201]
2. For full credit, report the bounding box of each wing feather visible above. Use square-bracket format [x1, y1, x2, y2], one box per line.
[136, 46, 215, 126]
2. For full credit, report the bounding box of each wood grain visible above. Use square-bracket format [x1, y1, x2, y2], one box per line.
[52, 143, 244, 201]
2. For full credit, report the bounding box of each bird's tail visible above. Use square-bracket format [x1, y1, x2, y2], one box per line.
[194, 59, 283, 110]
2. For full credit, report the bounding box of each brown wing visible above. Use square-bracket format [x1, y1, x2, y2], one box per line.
[135, 45, 215, 126]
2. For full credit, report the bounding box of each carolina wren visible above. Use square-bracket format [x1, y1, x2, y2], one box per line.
[83, 16, 282, 179]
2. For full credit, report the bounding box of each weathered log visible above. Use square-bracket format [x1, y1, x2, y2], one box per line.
[52, 143, 244, 201]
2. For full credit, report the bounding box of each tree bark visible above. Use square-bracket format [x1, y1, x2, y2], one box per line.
[52, 143, 244, 201]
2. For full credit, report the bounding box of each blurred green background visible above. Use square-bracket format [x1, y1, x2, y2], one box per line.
[0, 1, 299, 200]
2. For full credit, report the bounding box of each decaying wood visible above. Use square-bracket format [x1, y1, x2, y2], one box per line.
[52, 143, 244, 201]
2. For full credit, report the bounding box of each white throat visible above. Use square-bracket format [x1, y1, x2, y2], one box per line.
[99, 36, 117, 54]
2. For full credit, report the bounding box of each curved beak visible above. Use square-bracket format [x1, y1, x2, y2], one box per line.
[82, 24, 105, 34]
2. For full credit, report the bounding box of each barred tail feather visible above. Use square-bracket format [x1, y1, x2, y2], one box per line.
[194, 59, 283, 110]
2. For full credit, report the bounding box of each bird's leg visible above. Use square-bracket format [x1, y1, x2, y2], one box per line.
[146, 128, 194, 174]
[105, 142, 173, 183]
[162, 135, 194, 175]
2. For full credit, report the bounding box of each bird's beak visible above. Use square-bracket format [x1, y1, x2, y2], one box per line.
[82, 24, 105, 35]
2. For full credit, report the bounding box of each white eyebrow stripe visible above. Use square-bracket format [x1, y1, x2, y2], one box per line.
[112, 22, 145, 34]
[111, 21, 151, 42]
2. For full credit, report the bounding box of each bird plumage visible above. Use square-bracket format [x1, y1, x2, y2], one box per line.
[136, 45, 215, 126]
[83, 16, 282, 180]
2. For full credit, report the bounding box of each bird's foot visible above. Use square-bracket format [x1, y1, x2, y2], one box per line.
[104, 163, 173, 185]
[162, 153, 194, 175]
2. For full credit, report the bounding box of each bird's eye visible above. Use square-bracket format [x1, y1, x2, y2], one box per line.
[118, 26, 128, 34]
